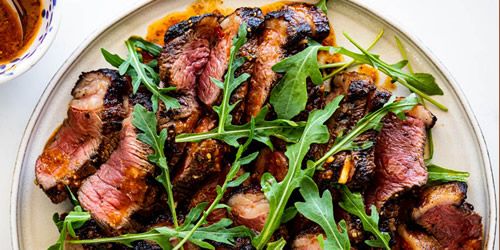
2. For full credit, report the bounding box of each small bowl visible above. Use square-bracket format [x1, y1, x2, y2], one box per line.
[0, 0, 60, 84]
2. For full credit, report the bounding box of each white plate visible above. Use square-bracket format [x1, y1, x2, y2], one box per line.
[10, 0, 497, 249]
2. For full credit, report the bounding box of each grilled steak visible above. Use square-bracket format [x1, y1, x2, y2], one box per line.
[412, 182, 483, 249]
[35, 69, 129, 203]
[396, 225, 440, 250]
[312, 72, 390, 191]
[252, 147, 288, 182]
[78, 112, 154, 230]
[159, 14, 221, 92]
[227, 186, 269, 232]
[365, 105, 432, 209]
[244, 3, 330, 119]
[158, 94, 202, 167]
[197, 8, 264, 106]
[292, 233, 323, 250]
[173, 117, 229, 195]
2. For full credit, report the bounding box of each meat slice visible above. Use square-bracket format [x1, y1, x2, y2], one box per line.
[158, 94, 201, 167]
[35, 69, 129, 203]
[173, 117, 228, 194]
[412, 182, 467, 219]
[78, 112, 154, 230]
[292, 233, 323, 250]
[251, 147, 288, 183]
[365, 105, 431, 209]
[159, 14, 221, 92]
[312, 72, 391, 191]
[396, 225, 440, 250]
[245, 3, 330, 119]
[227, 187, 269, 232]
[411, 183, 483, 249]
[197, 8, 264, 106]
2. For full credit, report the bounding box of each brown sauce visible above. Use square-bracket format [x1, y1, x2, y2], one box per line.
[0, 0, 42, 63]
[146, 0, 232, 45]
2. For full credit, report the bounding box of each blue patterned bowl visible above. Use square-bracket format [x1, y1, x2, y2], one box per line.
[0, 0, 60, 84]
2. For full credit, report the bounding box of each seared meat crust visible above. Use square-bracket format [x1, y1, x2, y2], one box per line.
[312, 72, 390, 191]
[197, 8, 264, 106]
[36, 69, 129, 203]
[244, 3, 330, 119]
[160, 14, 221, 92]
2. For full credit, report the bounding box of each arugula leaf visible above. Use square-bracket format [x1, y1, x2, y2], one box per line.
[49, 206, 91, 250]
[339, 186, 391, 250]
[176, 107, 305, 148]
[173, 119, 258, 250]
[394, 35, 439, 163]
[129, 36, 162, 56]
[311, 94, 419, 168]
[69, 218, 253, 250]
[295, 176, 350, 250]
[270, 44, 330, 119]
[132, 104, 179, 228]
[338, 33, 447, 111]
[101, 38, 179, 112]
[427, 164, 470, 183]
[213, 23, 250, 133]
[322, 30, 385, 80]
[252, 96, 343, 249]
[267, 238, 286, 250]
[316, 0, 328, 13]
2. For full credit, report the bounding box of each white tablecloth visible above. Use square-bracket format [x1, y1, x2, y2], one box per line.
[0, 0, 497, 248]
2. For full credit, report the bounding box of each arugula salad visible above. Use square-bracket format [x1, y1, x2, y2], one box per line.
[37, 1, 482, 250]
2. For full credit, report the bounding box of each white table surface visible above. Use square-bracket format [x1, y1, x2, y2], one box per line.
[0, 0, 498, 249]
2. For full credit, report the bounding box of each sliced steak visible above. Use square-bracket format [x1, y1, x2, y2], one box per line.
[197, 7, 264, 106]
[227, 186, 269, 232]
[78, 112, 154, 230]
[411, 182, 483, 249]
[412, 181, 467, 219]
[173, 117, 228, 196]
[312, 72, 391, 191]
[158, 94, 201, 167]
[159, 14, 221, 92]
[396, 225, 440, 250]
[292, 233, 323, 250]
[35, 69, 129, 203]
[251, 147, 288, 183]
[245, 3, 330, 119]
[365, 110, 428, 209]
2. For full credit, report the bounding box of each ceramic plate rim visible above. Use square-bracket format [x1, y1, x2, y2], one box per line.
[10, 0, 497, 249]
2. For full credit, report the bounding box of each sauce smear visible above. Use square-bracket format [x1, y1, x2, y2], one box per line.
[0, 0, 42, 63]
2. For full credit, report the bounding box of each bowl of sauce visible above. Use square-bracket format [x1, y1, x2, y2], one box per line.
[0, 0, 59, 83]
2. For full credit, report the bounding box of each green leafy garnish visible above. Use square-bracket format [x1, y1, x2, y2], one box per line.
[311, 94, 419, 168]
[339, 186, 391, 250]
[173, 120, 258, 250]
[176, 107, 305, 149]
[132, 104, 179, 228]
[177, 23, 303, 149]
[267, 238, 287, 250]
[213, 23, 250, 133]
[270, 43, 325, 119]
[427, 164, 470, 183]
[49, 189, 90, 250]
[252, 96, 343, 249]
[101, 37, 179, 112]
[316, 0, 328, 13]
[295, 177, 350, 250]
[339, 32, 447, 111]
[323, 30, 385, 80]
[69, 218, 253, 249]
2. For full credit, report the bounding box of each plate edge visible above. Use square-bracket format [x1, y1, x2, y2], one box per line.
[9, 0, 497, 249]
